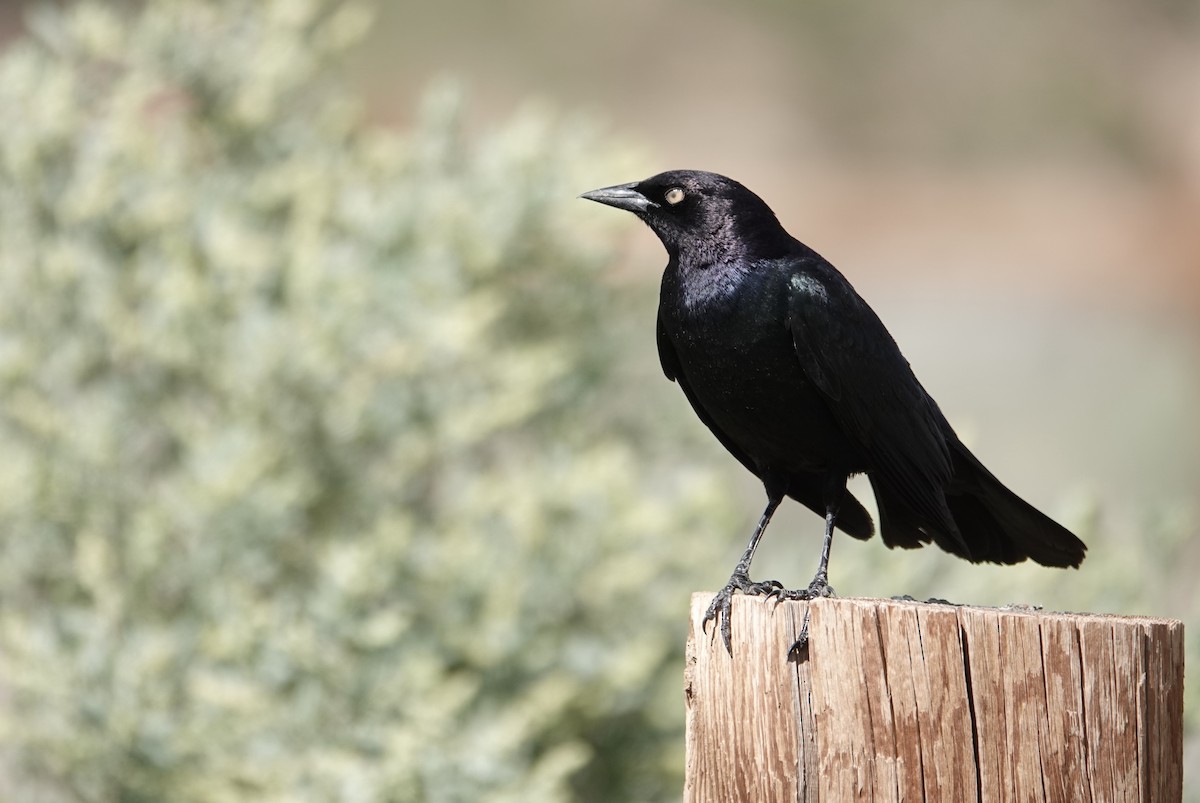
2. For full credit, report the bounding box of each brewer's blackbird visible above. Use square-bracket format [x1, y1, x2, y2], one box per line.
[581, 170, 1086, 653]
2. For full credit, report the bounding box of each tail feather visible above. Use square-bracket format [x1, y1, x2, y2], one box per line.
[875, 492, 935, 551]
[946, 442, 1086, 567]
[872, 440, 1086, 568]
[874, 488, 982, 559]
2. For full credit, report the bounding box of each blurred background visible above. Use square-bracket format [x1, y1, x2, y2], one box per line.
[0, 1, 1196, 800]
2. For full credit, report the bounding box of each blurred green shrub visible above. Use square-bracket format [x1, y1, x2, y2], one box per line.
[0, 2, 736, 801]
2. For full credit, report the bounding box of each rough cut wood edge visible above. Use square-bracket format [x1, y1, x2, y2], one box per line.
[684, 594, 1183, 803]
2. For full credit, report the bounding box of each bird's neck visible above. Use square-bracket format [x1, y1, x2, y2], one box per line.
[664, 228, 797, 314]
[663, 250, 755, 314]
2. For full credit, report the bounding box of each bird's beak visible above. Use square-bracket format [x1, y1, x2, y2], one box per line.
[579, 182, 659, 213]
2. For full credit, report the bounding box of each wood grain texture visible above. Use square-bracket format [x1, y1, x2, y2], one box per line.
[684, 592, 811, 802]
[684, 594, 1183, 803]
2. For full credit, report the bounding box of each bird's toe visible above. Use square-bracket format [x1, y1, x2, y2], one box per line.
[702, 586, 736, 654]
[806, 576, 835, 599]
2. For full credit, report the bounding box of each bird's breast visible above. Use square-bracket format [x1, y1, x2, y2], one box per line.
[661, 291, 858, 473]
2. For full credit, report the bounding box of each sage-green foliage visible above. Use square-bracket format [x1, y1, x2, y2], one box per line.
[0, 2, 736, 801]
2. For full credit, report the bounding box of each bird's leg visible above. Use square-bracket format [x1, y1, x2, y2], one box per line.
[703, 493, 784, 654]
[786, 478, 845, 659]
[805, 504, 838, 598]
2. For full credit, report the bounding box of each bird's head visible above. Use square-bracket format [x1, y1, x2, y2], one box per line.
[580, 170, 793, 263]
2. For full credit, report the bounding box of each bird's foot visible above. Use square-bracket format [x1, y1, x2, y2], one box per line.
[766, 574, 835, 603]
[771, 574, 835, 661]
[702, 572, 784, 654]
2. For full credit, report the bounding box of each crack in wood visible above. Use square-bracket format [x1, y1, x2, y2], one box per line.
[960, 624, 984, 803]
[1074, 623, 1093, 803]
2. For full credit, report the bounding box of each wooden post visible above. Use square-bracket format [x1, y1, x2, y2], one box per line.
[684, 594, 1183, 803]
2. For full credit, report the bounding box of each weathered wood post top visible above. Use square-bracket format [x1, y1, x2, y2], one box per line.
[684, 594, 1184, 803]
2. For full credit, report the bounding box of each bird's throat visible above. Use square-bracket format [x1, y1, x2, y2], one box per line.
[669, 256, 752, 314]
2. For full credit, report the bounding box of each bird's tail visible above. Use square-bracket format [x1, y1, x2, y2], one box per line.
[875, 439, 1086, 568]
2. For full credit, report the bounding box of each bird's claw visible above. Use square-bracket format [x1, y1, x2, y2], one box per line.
[782, 575, 836, 660]
[701, 587, 736, 655]
[702, 573, 785, 654]
[787, 623, 811, 662]
[703, 573, 836, 657]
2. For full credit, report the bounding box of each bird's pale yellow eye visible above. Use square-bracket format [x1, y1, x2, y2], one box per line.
[665, 187, 685, 205]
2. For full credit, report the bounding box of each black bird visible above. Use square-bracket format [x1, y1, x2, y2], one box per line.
[581, 170, 1086, 653]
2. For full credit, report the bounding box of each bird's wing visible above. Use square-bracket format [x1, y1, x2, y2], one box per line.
[785, 262, 964, 546]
